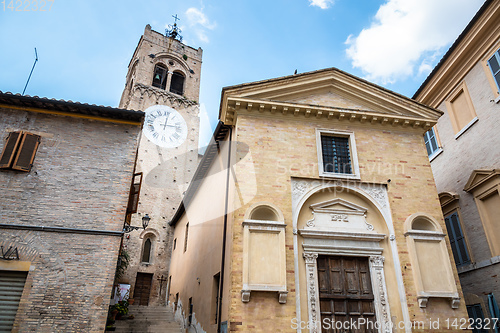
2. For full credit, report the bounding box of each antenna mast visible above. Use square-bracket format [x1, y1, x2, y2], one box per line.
[22, 48, 38, 95]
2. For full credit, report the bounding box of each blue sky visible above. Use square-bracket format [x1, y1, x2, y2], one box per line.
[0, 0, 485, 146]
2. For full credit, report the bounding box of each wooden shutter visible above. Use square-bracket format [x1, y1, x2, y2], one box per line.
[444, 213, 470, 266]
[127, 172, 143, 214]
[12, 133, 41, 172]
[0, 131, 23, 169]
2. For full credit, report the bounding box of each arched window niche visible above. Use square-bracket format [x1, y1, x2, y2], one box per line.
[152, 64, 168, 90]
[140, 232, 157, 265]
[404, 213, 460, 308]
[241, 202, 287, 304]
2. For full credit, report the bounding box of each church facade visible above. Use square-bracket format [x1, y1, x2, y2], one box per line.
[118, 24, 202, 306]
[168, 68, 469, 332]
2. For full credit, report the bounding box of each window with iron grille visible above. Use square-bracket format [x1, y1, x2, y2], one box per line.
[0, 131, 41, 172]
[152, 65, 168, 90]
[488, 48, 500, 92]
[444, 212, 471, 267]
[321, 135, 352, 174]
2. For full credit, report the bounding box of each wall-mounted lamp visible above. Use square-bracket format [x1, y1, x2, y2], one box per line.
[123, 214, 151, 233]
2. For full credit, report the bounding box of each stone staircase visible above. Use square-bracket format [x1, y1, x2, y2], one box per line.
[113, 305, 183, 333]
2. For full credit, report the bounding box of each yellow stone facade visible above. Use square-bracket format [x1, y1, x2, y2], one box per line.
[169, 68, 469, 332]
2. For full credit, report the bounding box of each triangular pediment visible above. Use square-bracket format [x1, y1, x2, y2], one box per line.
[464, 169, 500, 193]
[220, 68, 442, 127]
[310, 198, 367, 216]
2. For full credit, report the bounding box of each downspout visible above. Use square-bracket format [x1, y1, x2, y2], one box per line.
[217, 126, 232, 333]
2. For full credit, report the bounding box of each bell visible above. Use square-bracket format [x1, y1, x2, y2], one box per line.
[154, 74, 161, 81]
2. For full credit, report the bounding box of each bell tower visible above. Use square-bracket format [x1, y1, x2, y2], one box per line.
[118, 22, 203, 306]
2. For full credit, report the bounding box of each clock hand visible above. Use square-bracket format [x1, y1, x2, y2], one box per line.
[162, 113, 171, 130]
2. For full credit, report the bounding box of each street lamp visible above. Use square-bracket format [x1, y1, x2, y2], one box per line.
[123, 214, 151, 233]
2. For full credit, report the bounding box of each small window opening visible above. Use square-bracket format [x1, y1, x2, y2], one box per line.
[170, 71, 185, 95]
[142, 238, 152, 263]
[152, 65, 168, 90]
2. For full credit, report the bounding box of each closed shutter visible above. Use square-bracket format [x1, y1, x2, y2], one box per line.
[0, 271, 28, 332]
[445, 212, 470, 266]
[12, 133, 41, 172]
[0, 132, 22, 169]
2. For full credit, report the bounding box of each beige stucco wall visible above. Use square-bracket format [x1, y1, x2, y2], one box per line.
[168, 137, 233, 333]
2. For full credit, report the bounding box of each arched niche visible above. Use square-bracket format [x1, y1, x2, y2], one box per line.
[404, 213, 460, 309]
[241, 202, 287, 304]
[139, 230, 157, 265]
[295, 187, 393, 333]
[169, 71, 185, 95]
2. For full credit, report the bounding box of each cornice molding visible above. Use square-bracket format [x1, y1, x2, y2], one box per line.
[134, 83, 198, 108]
[224, 97, 436, 130]
[414, 1, 500, 107]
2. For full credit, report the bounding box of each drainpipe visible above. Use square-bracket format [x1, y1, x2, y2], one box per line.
[217, 126, 232, 333]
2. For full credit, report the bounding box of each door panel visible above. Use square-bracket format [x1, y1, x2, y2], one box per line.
[317, 256, 376, 332]
[134, 273, 153, 306]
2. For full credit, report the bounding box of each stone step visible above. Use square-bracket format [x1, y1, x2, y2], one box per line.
[112, 305, 183, 333]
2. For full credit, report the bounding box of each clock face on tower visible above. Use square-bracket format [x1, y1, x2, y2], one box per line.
[143, 105, 188, 148]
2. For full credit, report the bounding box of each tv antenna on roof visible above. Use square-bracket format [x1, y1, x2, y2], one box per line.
[22, 48, 38, 95]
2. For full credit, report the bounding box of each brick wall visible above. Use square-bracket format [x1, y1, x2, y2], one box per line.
[0, 106, 141, 332]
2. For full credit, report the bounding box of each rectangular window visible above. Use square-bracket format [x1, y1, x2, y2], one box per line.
[424, 127, 440, 158]
[317, 129, 359, 179]
[0, 131, 41, 172]
[488, 49, 500, 92]
[184, 222, 189, 252]
[466, 304, 487, 333]
[173, 238, 177, 250]
[188, 297, 193, 326]
[444, 212, 471, 266]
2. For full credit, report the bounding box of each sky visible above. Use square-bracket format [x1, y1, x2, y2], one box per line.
[0, 0, 486, 146]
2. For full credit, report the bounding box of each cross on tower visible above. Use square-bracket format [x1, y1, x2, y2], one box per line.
[172, 14, 180, 24]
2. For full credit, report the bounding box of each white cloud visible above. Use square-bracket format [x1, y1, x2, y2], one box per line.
[185, 7, 216, 43]
[309, 0, 335, 9]
[345, 0, 484, 84]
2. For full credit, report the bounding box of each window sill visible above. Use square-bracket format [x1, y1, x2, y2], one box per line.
[454, 117, 478, 140]
[319, 172, 361, 180]
[429, 147, 443, 162]
[495, 95, 500, 104]
[457, 255, 500, 274]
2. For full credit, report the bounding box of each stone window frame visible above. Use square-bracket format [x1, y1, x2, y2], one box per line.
[316, 128, 360, 180]
[241, 202, 287, 304]
[481, 40, 500, 102]
[445, 82, 478, 139]
[404, 212, 460, 309]
[140, 233, 156, 265]
[424, 126, 443, 161]
[464, 169, 500, 257]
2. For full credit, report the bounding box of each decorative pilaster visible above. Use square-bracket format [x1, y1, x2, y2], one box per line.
[369, 255, 392, 333]
[303, 252, 321, 333]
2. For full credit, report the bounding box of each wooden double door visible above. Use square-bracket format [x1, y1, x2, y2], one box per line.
[317, 256, 377, 332]
[134, 272, 153, 306]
